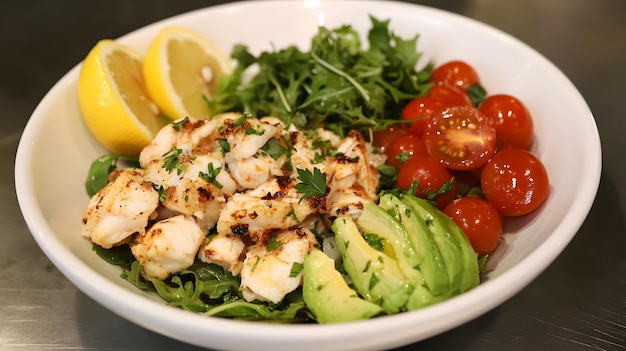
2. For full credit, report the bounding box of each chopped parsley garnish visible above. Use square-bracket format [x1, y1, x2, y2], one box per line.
[312, 137, 331, 151]
[311, 152, 326, 164]
[289, 262, 304, 277]
[199, 163, 223, 189]
[364, 233, 385, 251]
[233, 113, 250, 126]
[396, 151, 411, 165]
[162, 147, 184, 175]
[267, 235, 282, 252]
[287, 208, 300, 223]
[261, 135, 294, 171]
[245, 125, 265, 135]
[218, 139, 231, 156]
[154, 184, 168, 203]
[261, 138, 288, 160]
[172, 117, 190, 131]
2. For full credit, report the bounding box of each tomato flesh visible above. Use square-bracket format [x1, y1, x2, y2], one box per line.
[480, 148, 549, 216]
[423, 105, 496, 171]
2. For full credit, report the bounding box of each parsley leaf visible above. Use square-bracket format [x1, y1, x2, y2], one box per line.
[294, 167, 327, 201]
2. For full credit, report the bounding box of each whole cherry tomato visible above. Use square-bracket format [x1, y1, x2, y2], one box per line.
[397, 156, 458, 209]
[480, 148, 549, 216]
[428, 85, 473, 107]
[479, 94, 534, 150]
[401, 97, 445, 138]
[372, 124, 407, 154]
[444, 197, 503, 255]
[385, 134, 429, 168]
[431, 60, 480, 91]
[423, 105, 496, 171]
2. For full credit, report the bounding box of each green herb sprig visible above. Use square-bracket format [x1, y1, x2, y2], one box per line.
[294, 167, 327, 201]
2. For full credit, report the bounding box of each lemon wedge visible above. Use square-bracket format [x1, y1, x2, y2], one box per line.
[78, 40, 166, 156]
[143, 26, 232, 121]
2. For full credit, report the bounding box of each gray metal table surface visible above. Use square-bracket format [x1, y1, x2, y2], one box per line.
[2, 0, 625, 350]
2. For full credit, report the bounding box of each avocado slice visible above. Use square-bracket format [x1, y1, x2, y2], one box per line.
[400, 195, 465, 294]
[357, 199, 445, 310]
[378, 195, 450, 296]
[357, 201, 422, 282]
[303, 248, 383, 323]
[332, 216, 413, 314]
[418, 197, 480, 292]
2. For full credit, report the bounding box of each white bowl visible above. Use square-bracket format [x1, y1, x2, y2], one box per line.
[15, 1, 601, 350]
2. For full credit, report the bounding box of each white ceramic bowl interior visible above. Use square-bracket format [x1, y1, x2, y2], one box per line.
[15, 1, 601, 351]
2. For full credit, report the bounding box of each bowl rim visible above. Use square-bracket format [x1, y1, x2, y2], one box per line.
[14, 1, 602, 350]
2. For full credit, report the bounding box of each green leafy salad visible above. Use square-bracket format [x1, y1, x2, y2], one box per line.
[87, 15, 481, 324]
[207, 15, 432, 137]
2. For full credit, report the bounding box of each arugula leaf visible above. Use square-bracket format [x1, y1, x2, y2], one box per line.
[204, 300, 307, 322]
[294, 167, 327, 201]
[208, 15, 432, 137]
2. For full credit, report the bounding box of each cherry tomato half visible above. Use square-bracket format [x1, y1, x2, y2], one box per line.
[401, 97, 446, 138]
[423, 105, 496, 171]
[397, 156, 458, 209]
[444, 197, 503, 255]
[385, 134, 429, 168]
[431, 60, 480, 91]
[480, 148, 549, 216]
[479, 94, 534, 150]
[372, 124, 407, 154]
[428, 85, 473, 107]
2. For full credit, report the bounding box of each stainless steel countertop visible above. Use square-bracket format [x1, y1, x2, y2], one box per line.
[2, 1, 625, 350]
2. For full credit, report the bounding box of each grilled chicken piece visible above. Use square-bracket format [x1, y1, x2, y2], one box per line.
[197, 232, 246, 276]
[240, 226, 318, 303]
[216, 177, 319, 243]
[325, 130, 383, 220]
[131, 214, 204, 280]
[82, 168, 159, 249]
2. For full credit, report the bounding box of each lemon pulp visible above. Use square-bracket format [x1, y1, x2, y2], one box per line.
[143, 26, 232, 121]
